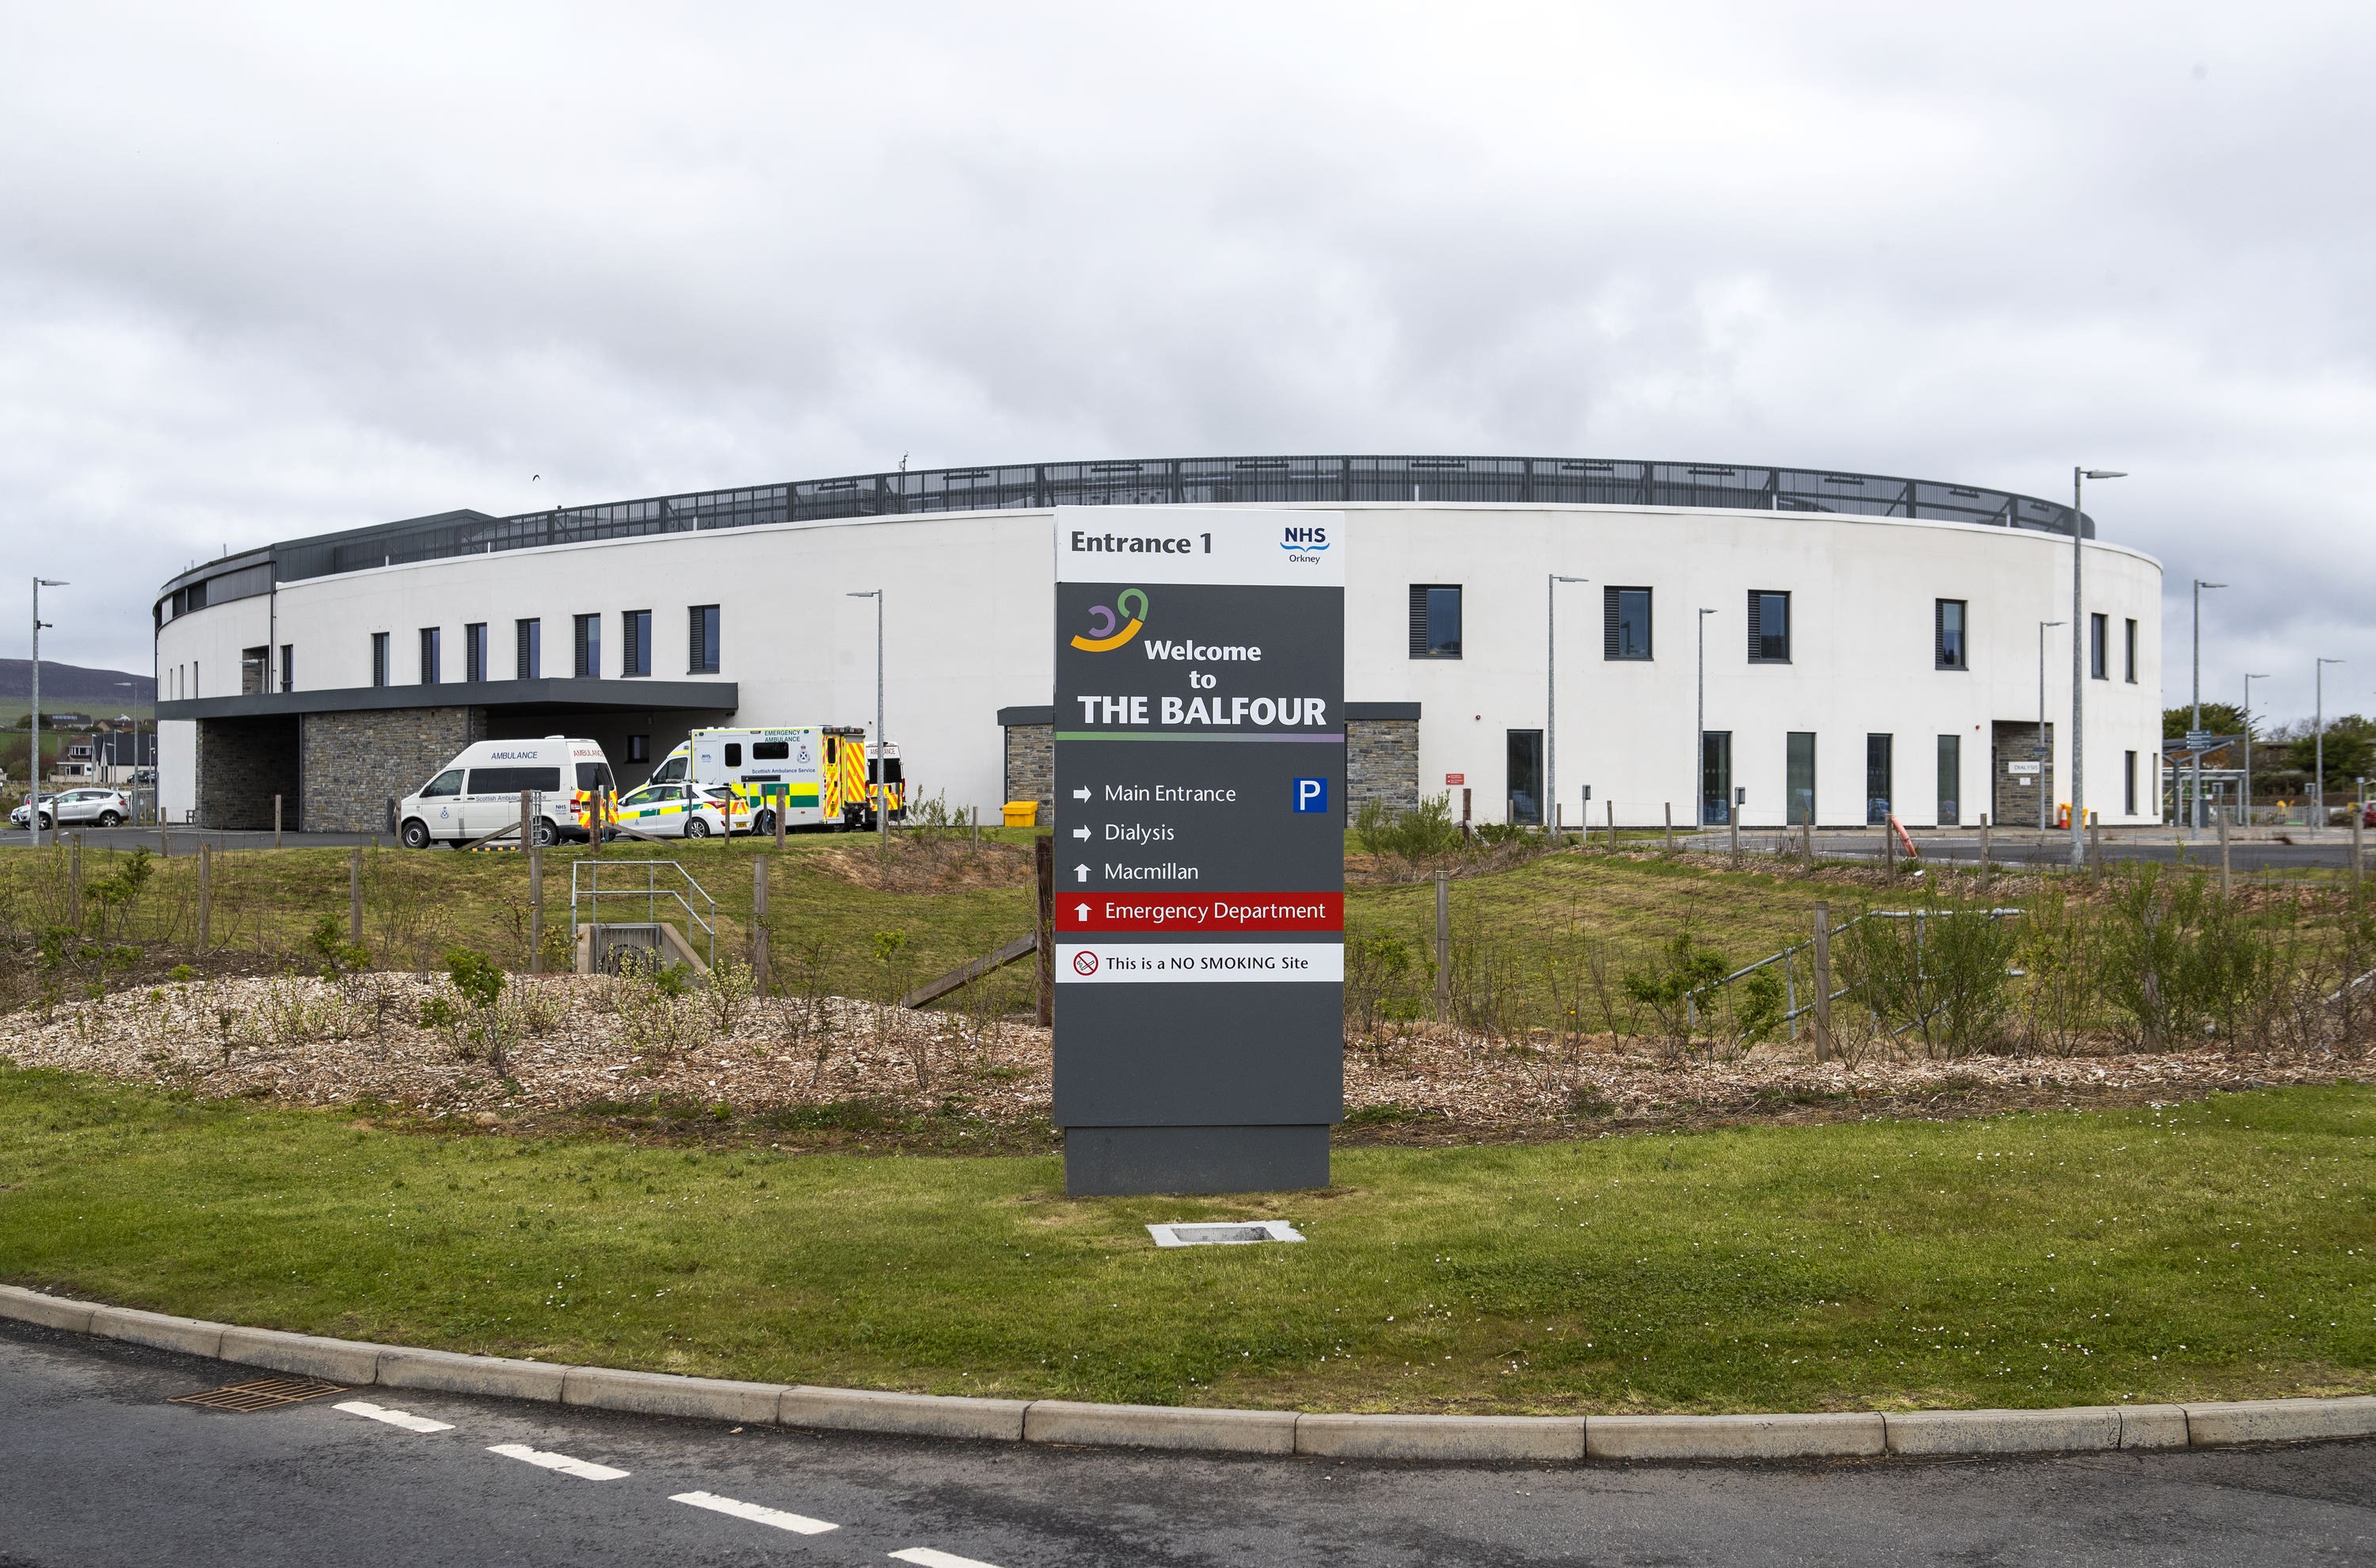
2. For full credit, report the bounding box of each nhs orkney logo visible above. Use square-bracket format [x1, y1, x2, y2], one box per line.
[1280, 523, 1329, 553]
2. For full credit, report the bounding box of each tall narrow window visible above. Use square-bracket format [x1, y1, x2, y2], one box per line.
[1604, 587, 1651, 660]
[1407, 585, 1461, 658]
[371, 634, 389, 688]
[1787, 732, 1816, 825]
[279, 644, 293, 693]
[2124, 618, 2138, 683]
[1934, 599, 1967, 670]
[1866, 733, 1894, 824]
[1505, 729, 1543, 824]
[240, 645, 267, 695]
[419, 627, 441, 686]
[2125, 750, 2138, 816]
[1747, 590, 1790, 663]
[689, 604, 722, 673]
[2090, 613, 2108, 679]
[463, 622, 487, 683]
[573, 614, 600, 678]
[516, 618, 541, 679]
[622, 610, 652, 677]
[1700, 732, 1733, 825]
[1936, 733, 1960, 826]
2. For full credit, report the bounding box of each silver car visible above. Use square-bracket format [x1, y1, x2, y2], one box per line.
[11, 787, 132, 829]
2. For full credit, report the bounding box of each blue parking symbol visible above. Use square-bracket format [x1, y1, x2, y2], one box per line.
[1293, 777, 1328, 813]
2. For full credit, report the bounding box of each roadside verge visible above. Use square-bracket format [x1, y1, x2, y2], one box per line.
[8, 1284, 2373, 1463]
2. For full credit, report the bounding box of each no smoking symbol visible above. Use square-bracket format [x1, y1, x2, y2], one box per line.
[1072, 951, 1100, 976]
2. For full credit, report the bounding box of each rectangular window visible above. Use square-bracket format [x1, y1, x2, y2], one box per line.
[1604, 587, 1651, 660]
[2125, 749, 2138, 816]
[2124, 618, 2138, 683]
[1934, 599, 1967, 670]
[724, 742, 744, 767]
[463, 622, 488, 683]
[1505, 729, 1543, 824]
[1700, 731, 1733, 825]
[689, 604, 721, 673]
[1936, 733, 1960, 827]
[1866, 733, 1894, 824]
[371, 633, 390, 688]
[752, 740, 790, 761]
[280, 644, 293, 693]
[1407, 584, 1462, 658]
[240, 645, 268, 696]
[419, 627, 441, 686]
[1747, 590, 1790, 663]
[573, 614, 600, 678]
[516, 618, 541, 679]
[623, 610, 652, 677]
[2090, 613, 2108, 679]
[465, 766, 562, 796]
[626, 734, 649, 764]
[1787, 732, 1816, 825]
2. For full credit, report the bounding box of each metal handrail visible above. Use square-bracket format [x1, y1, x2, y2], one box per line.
[254, 453, 2093, 584]
[570, 859, 717, 969]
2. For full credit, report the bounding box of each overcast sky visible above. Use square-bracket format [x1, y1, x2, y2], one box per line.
[4, 2, 2371, 724]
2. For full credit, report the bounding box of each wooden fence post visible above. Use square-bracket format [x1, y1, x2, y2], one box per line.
[197, 842, 211, 949]
[1663, 802, 1673, 853]
[2218, 809, 2232, 900]
[1978, 813, 1992, 892]
[752, 856, 770, 995]
[1801, 814, 1814, 871]
[775, 790, 786, 851]
[1434, 870, 1451, 1024]
[69, 833, 82, 927]
[1605, 799, 1614, 848]
[1883, 817, 1896, 880]
[2354, 802, 2365, 896]
[1034, 834, 1053, 1027]
[349, 847, 364, 948]
[1728, 801, 1740, 867]
[2089, 812, 2103, 879]
[273, 794, 283, 848]
[1811, 900, 1833, 1063]
[527, 842, 543, 972]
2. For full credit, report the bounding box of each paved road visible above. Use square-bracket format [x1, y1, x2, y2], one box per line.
[0, 824, 386, 854]
[6, 1323, 2374, 1566]
[1682, 829, 2362, 874]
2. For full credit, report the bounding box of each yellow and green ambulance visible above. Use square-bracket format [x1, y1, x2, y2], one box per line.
[645, 726, 904, 833]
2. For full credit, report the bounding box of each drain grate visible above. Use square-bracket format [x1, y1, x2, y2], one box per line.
[171, 1376, 348, 1412]
[1147, 1220, 1306, 1248]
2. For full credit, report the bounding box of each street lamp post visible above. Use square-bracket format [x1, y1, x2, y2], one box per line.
[1696, 607, 1715, 831]
[29, 577, 67, 849]
[2037, 620, 2064, 832]
[2070, 469, 2126, 866]
[847, 590, 886, 852]
[2241, 672, 2270, 828]
[2191, 580, 2226, 831]
[1545, 574, 1587, 842]
[2317, 656, 2345, 829]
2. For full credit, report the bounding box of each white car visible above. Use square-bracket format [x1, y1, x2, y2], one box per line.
[12, 788, 131, 829]
[607, 781, 739, 838]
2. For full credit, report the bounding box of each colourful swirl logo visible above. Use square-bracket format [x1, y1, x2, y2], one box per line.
[1071, 587, 1150, 653]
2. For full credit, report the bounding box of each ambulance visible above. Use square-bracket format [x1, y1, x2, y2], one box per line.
[396, 736, 614, 849]
[646, 726, 904, 833]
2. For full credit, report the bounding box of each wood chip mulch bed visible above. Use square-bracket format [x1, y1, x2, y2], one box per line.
[3, 973, 2364, 1149]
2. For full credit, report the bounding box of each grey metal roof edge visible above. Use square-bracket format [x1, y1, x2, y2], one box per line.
[156, 678, 739, 721]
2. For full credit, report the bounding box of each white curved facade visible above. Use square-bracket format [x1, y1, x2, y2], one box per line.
[154, 498, 2163, 831]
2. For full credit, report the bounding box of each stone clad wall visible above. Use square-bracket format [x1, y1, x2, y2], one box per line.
[301, 706, 485, 832]
[1003, 723, 1053, 814]
[194, 716, 300, 830]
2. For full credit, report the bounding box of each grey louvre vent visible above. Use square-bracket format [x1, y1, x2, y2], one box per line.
[1147, 1220, 1306, 1248]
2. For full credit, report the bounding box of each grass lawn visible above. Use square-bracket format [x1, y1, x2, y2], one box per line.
[6, 1063, 2372, 1414]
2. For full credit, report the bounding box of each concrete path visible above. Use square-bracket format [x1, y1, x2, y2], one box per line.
[6, 1321, 2373, 1566]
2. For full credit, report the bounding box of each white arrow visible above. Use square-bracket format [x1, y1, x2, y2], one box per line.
[1071, 786, 1091, 801]
[1074, 901, 1091, 920]
[1071, 825, 1090, 839]
[1074, 863, 1089, 882]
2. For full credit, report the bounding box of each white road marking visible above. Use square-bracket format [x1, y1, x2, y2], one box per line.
[333, 1400, 455, 1433]
[671, 1490, 839, 1536]
[889, 1550, 1006, 1568]
[486, 1441, 629, 1480]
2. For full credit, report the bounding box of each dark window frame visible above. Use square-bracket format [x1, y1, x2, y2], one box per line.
[1604, 586, 1652, 660]
[1747, 590, 1791, 664]
[279, 643, 294, 693]
[626, 734, 649, 764]
[689, 603, 722, 673]
[516, 618, 541, 680]
[371, 633, 390, 688]
[463, 622, 487, 684]
[1934, 599, 1967, 671]
[622, 609, 653, 679]
[1407, 584, 1462, 659]
[419, 626, 441, 686]
[1866, 733, 1894, 824]
[573, 614, 600, 679]
[1936, 733, 1960, 827]
[2089, 613, 2109, 680]
[2124, 618, 2138, 683]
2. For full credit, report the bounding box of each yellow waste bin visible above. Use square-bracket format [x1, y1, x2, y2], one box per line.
[1002, 800, 1038, 828]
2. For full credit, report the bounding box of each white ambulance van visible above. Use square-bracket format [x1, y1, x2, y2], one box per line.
[645, 725, 892, 832]
[397, 736, 615, 849]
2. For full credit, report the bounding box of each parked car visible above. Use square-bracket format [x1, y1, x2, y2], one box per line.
[607, 781, 738, 838]
[11, 787, 131, 829]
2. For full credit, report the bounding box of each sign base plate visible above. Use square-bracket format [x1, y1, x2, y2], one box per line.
[1064, 1125, 1331, 1197]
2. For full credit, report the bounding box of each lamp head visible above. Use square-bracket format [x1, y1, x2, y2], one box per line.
[2195, 580, 2226, 590]
[2081, 470, 2128, 480]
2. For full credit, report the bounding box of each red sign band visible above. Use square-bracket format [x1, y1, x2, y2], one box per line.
[1055, 892, 1344, 933]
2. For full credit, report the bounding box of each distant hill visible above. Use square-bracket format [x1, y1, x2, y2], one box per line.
[0, 659, 157, 705]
